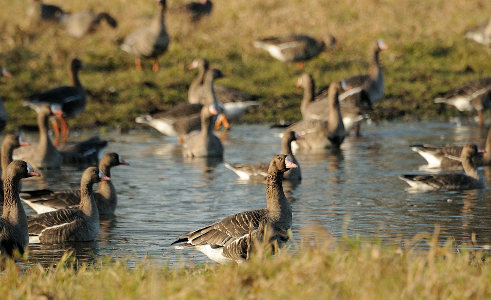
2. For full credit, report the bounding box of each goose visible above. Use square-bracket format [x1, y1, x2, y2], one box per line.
[0, 67, 11, 132]
[254, 34, 336, 69]
[465, 17, 491, 47]
[121, 0, 169, 72]
[175, 0, 212, 23]
[25, 58, 86, 144]
[224, 131, 301, 181]
[28, 167, 110, 244]
[0, 161, 40, 256]
[188, 58, 260, 129]
[63, 11, 118, 38]
[27, 0, 66, 24]
[433, 77, 491, 126]
[400, 144, 484, 191]
[182, 104, 223, 158]
[1, 66, 11, 78]
[21, 153, 128, 215]
[14, 105, 107, 169]
[172, 154, 296, 263]
[411, 127, 491, 169]
[286, 81, 346, 151]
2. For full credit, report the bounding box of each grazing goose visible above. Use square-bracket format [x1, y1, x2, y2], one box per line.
[63, 11, 118, 38]
[25, 58, 86, 144]
[433, 77, 491, 126]
[224, 131, 302, 181]
[400, 144, 484, 191]
[465, 17, 491, 47]
[254, 34, 336, 69]
[27, 0, 65, 24]
[0, 161, 40, 256]
[411, 127, 491, 169]
[175, 0, 212, 23]
[172, 154, 296, 263]
[21, 153, 129, 215]
[28, 167, 110, 244]
[188, 58, 260, 129]
[286, 81, 346, 151]
[297, 73, 371, 132]
[121, 0, 169, 72]
[182, 104, 223, 158]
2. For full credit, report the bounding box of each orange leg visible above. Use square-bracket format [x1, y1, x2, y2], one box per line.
[58, 115, 69, 145]
[215, 113, 231, 130]
[135, 58, 142, 71]
[152, 59, 159, 72]
[52, 119, 61, 147]
[297, 62, 304, 70]
[178, 136, 183, 145]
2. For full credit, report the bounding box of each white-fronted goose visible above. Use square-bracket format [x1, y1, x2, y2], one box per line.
[182, 104, 223, 158]
[433, 77, 491, 126]
[27, 0, 65, 24]
[287, 81, 346, 151]
[63, 11, 117, 38]
[400, 144, 484, 191]
[121, 0, 169, 72]
[225, 131, 301, 181]
[177, 0, 212, 23]
[172, 154, 296, 263]
[22, 153, 129, 215]
[465, 17, 491, 47]
[0, 161, 40, 256]
[28, 167, 110, 244]
[25, 58, 86, 144]
[411, 127, 491, 169]
[254, 34, 335, 69]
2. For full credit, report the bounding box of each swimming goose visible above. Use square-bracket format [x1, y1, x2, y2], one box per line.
[0, 161, 40, 256]
[433, 77, 491, 126]
[63, 11, 118, 38]
[224, 131, 302, 181]
[254, 34, 335, 69]
[121, 0, 169, 72]
[465, 17, 491, 47]
[172, 154, 296, 263]
[287, 81, 346, 151]
[400, 144, 484, 191]
[25, 58, 86, 144]
[411, 127, 491, 169]
[182, 104, 223, 158]
[21, 153, 128, 215]
[28, 167, 110, 244]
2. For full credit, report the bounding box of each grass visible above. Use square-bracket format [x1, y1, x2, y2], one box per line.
[0, 0, 490, 132]
[2, 229, 491, 299]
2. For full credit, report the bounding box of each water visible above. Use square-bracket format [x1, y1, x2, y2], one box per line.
[16, 121, 491, 266]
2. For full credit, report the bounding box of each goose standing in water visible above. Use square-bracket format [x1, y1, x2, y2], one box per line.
[182, 104, 223, 158]
[433, 77, 491, 126]
[400, 144, 484, 191]
[224, 131, 301, 181]
[172, 155, 297, 263]
[0, 161, 40, 256]
[63, 11, 118, 38]
[28, 167, 110, 244]
[121, 0, 169, 72]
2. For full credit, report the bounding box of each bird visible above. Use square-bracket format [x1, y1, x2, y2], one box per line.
[63, 11, 118, 38]
[399, 144, 484, 191]
[0, 160, 40, 257]
[224, 131, 301, 181]
[21, 153, 129, 215]
[25, 58, 86, 145]
[26, 0, 66, 24]
[465, 17, 491, 47]
[28, 167, 110, 244]
[253, 34, 336, 69]
[172, 154, 297, 263]
[433, 77, 491, 127]
[121, 0, 169, 72]
[182, 104, 223, 158]
[0, 66, 12, 132]
[175, 0, 212, 23]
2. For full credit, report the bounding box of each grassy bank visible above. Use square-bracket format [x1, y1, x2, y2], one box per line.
[0, 0, 490, 131]
[2, 232, 491, 299]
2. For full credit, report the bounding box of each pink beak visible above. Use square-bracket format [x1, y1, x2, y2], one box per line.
[295, 79, 302, 88]
[29, 171, 41, 177]
[285, 156, 298, 169]
[120, 159, 130, 166]
[20, 141, 30, 146]
[478, 149, 486, 153]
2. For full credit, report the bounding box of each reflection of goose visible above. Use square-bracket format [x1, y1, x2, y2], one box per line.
[172, 155, 296, 263]
[400, 144, 484, 191]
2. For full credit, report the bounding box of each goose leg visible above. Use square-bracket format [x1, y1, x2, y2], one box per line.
[52, 120, 61, 147]
[152, 59, 159, 72]
[297, 62, 304, 70]
[135, 58, 142, 71]
[178, 136, 183, 144]
[479, 110, 484, 127]
[215, 113, 231, 130]
[54, 110, 69, 145]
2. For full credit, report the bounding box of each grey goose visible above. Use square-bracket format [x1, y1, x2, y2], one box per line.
[465, 17, 491, 47]
[28, 167, 110, 244]
[0, 161, 40, 256]
[27, 0, 65, 24]
[182, 104, 223, 158]
[174, 0, 212, 23]
[121, 0, 169, 72]
[224, 131, 301, 181]
[63, 11, 117, 38]
[21, 153, 129, 215]
[172, 154, 297, 263]
[433, 77, 491, 126]
[400, 144, 484, 191]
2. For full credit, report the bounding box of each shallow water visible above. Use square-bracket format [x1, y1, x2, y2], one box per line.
[16, 121, 491, 266]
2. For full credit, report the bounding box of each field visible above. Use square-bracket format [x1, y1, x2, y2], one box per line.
[0, 0, 490, 131]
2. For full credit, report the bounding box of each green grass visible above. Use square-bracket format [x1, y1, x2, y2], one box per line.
[0, 0, 490, 132]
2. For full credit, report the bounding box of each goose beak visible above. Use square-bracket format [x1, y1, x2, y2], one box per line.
[478, 149, 486, 153]
[285, 156, 298, 169]
[295, 78, 302, 88]
[378, 39, 388, 50]
[99, 169, 111, 181]
[26, 163, 40, 177]
[341, 80, 352, 91]
[188, 60, 198, 70]
[2, 67, 12, 78]
[19, 136, 30, 147]
[209, 105, 218, 115]
[119, 157, 130, 166]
